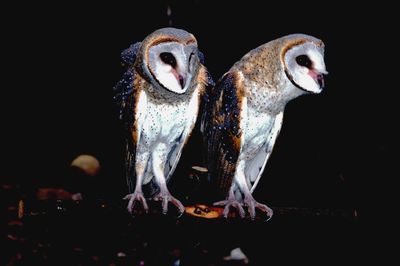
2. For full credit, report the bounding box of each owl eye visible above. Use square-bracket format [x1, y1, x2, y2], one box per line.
[160, 52, 177, 68]
[296, 55, 312, 68]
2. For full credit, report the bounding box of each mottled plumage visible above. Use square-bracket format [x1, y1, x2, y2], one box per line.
[114, 28, 214, 214]
[202, 34, 327, 219]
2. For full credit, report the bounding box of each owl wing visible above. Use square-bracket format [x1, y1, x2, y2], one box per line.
[163, 66, 215, 182]
[201, 71, 244, 198]
[121, 42, 141, 66]
[113, 42, 141, 120]
[197, 50, 205, 65]
[124, 87, 147, 194]
[113, 42, 147, 193]
[247, 112, 283, 193]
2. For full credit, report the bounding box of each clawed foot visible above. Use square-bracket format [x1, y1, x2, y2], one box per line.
[243, 197, 273, 220]
[124, 192, 149, 214]
[153, 192, 185, 215]
[214, 199, 246, 218]
[214, 197, 273, 220]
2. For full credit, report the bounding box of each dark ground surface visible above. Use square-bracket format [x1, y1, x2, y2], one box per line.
[1, 185, 360, 265]
[1, 1, 395, 265]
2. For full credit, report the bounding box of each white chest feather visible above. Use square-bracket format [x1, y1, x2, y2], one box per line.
[240, 102, 276, 160]
[140, 100, 187, 146]
[137, 88, 200, 148]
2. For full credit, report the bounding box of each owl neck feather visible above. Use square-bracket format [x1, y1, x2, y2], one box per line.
[244, 78, 305, 115]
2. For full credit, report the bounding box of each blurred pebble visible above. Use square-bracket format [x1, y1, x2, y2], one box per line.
[71, 154, 100, 177]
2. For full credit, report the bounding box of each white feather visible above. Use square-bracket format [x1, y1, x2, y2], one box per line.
[138, 86, 201, 185]
[231, 85, 284, 195]
[148, 42, 192, 94]
[164, 86, 201, 179]
[248, 112, 283, 193]
[135, 89, 148, 145]
[284, 42, 326, 94]
[154, 64, 182, 92]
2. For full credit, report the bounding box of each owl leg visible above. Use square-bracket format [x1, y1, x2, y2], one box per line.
[151, 144, 185, 215]
[213, 185, 246, 218]
[124, 152, 150, 213]
[236, 161, 273, 220]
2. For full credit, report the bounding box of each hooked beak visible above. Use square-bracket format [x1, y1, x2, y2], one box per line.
[171, 69, 186, 89]
[178, 74, 185, 89]
[309, 69, 328, 90]
[316, 73, 325, 89]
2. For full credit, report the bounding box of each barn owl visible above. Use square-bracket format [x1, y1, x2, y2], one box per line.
[202, 34, 327, 219]
[114, 28, 214, 214]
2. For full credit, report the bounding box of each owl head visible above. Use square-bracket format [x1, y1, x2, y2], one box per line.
[135, 28, 202, 94]
[281, 34, 328, 94]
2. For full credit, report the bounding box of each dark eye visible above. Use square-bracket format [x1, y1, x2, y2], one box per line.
[295, 55, 312, 68]
[160, 52, 176, 68]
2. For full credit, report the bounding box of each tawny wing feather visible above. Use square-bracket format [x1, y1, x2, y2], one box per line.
[201, 71, 244, 199]
[113, 42, 144, 193]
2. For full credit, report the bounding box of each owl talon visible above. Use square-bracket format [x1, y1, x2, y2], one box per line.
[154, 193, 185, 215]
[244, 197, 273, 220]
[214, 199, 246, 218]
[124, 192, 149, 214]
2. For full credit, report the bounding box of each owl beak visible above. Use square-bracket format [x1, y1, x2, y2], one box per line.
[171, 69, 186, 89]
[309, 69, 327, 90]
[178, 74, 186, 89]
[316, 73, 325, 89]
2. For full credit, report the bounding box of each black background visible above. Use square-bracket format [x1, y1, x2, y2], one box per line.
[1, 0, 395, 263]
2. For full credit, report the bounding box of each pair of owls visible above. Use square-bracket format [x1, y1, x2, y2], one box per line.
[114, 28, 327, 219]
